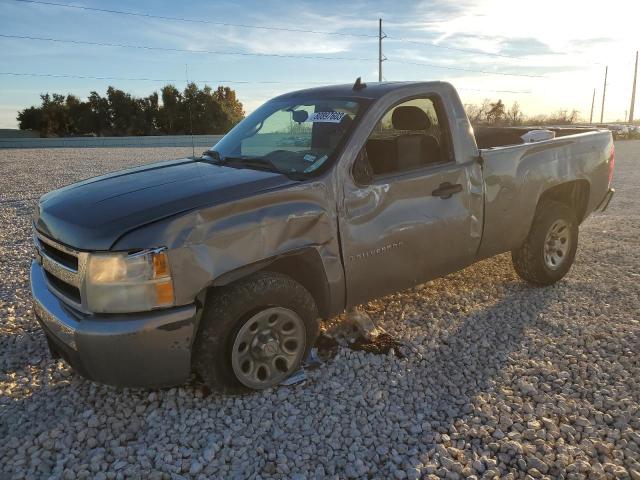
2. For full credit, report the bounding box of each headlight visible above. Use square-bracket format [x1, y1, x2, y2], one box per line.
[85, 248, 174, 313]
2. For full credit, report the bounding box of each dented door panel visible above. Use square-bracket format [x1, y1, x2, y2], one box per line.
[339, 162, 480, 307]
[333, 83, 484, 308]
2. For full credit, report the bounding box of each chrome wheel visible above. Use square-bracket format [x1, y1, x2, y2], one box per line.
[231, 307, 306, 389]
[543, 219, 571, 270]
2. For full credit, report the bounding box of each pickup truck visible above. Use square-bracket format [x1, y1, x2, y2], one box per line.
[31, 80, 615, 393]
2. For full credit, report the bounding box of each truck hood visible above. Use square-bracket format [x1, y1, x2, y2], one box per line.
[34, 158, 297, 250]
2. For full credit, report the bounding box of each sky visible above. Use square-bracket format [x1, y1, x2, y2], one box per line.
[0, 0, 639, 129]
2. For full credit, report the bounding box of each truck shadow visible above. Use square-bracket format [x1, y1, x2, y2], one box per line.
[1, 257, 586, 478]
[356, 273, 562, 475]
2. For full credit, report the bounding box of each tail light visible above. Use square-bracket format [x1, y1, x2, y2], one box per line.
[607, 143, 615, 186]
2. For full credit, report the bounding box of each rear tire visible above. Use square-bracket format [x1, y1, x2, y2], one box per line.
[512, 200, 578, 286]
[193, 271, 319, 394]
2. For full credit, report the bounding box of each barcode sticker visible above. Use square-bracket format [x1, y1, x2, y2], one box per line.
[306, 112, 347, 123]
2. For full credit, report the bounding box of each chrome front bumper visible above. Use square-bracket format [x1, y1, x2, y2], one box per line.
[31, 261, 198, 388]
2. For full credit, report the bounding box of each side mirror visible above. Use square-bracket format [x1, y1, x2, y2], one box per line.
[292, 110, 308, 123]
[352, 149, 373, 186]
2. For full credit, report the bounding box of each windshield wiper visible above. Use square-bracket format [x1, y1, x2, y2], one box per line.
[200, 152, 267, 169]
[201, 150, 222, 162]
[224, 156, 281, 172]
[200, 153, 304, 180]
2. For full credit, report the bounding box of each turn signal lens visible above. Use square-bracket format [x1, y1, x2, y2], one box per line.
[152, 251, 170, 278]
[155, 280, 175, 306]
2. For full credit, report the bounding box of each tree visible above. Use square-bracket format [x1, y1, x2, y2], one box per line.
[17, 84, 244, 137]
[106, 87, 139, 136]
[464, 98, 491, 125]
[17, 106, 43, 133]
[139, 92, 159, 135]
[158, 85, 183, 134]
[506, 102, 523, 126]
[185, 83, 228, 134]
[34, 93, 69, 137]
[215, 86, 244, 127]
[548, 109, 579, 124]
[486, 99, 506, 125]
[87, 91, 111, 136]
[66, 94, 94, 135]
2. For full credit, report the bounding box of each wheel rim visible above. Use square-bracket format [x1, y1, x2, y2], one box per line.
[231, 307, 306, 389]
[543, 219, 571, 270]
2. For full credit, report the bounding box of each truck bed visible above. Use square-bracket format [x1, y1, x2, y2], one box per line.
[474, 126, 603, 149]
[475, 128, 612, 260]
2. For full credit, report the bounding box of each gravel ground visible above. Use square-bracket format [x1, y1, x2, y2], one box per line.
[1, 143, 639, 480]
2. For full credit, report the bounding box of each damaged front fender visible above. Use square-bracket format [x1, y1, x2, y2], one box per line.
[111, 180, 345, 317]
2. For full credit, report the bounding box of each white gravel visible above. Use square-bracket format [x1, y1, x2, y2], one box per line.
[1, 143, 639, 480]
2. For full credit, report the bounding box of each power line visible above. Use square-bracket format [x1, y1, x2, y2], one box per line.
[0, 34, 375, 62]
[9, 0, 562, 62]
[0, 71, 533, 94]
[0, 71, 336, 84]
[387, 59, 545, 78]
[9, 0, 378, 38]
[0, 33, 547, 79]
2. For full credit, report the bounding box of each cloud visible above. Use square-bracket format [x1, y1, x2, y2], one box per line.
[418, 0, 640, 50]
[206, 29, 354, 56]
[495, 37, 554, 56]
[137, 2, 374, 57]
[1, 0, 637, 123]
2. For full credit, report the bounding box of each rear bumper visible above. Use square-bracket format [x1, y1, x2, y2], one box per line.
[31, 261, 197, 388]
[596, 187, 615, 212]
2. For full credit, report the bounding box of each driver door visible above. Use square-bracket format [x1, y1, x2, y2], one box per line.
[338, 96, 483, 307]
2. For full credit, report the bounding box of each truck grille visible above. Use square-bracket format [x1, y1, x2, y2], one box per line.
[44, 271, 82, 304]
[39, 239, 79, 271]
[34, 231, 88, 311]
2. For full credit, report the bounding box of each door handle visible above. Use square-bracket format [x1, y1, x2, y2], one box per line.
[432, 182, 463, 199]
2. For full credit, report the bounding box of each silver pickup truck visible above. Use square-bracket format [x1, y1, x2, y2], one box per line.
[31, 80, 615, 393]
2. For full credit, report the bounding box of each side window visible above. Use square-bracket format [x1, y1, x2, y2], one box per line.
[365, 97, 451, 176]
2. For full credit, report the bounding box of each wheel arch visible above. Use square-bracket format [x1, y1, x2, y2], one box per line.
[206, 248, 333, 320]
[537, 179, 591, 223]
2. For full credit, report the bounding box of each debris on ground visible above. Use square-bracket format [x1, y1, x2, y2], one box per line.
[314, 333, 339, 361]
[348, 332, 405, 358]
[280, 368, 307, 386]
[345, 307, 382, 340]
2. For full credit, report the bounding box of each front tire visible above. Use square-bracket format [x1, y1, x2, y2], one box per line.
[193, 272, 319, 394]
[512, 200, 579, 286]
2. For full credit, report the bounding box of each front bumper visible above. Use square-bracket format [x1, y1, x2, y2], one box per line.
[30, 261, 197, 388]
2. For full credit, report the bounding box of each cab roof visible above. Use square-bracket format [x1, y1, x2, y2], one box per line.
[272, 81, 449, 101]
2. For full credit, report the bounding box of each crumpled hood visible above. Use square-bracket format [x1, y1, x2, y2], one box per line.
[35, 158, 296, 250]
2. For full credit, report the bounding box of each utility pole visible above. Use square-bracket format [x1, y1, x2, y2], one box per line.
[589, 88, 596, 124]
[600, 66, 608, 123]
[630, 50, 638, 124]
[378, 18, 386, 82]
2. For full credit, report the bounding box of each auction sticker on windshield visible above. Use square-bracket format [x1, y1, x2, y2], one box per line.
[306, 112, 346, 123]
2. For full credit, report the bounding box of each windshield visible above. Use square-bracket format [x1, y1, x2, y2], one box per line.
[208, 97, 367, 176]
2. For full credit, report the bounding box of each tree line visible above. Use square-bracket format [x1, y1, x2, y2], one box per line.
[464, 99, 580, 127]
[17, 83, 244, 137]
